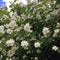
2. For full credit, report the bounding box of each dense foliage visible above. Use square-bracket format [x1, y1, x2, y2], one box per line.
[0, 0, 60, 60]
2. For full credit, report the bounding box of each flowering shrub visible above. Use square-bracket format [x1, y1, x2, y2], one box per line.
[0, 0, 60, 60]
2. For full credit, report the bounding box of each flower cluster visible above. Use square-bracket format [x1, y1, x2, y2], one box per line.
[0, 0, 60, 60]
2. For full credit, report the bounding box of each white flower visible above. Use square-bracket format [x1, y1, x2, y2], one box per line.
[5, 24, 10, 28]
[24, 23, 32, 32]
[2, 15, 8, 20]
[56, 22, 60, 28]
[10, 16, 16, 21]
[54, 29, 59, 34]
[54, 29, 59, 33]
[6, 58, 12, 60]
[34, 57, 38, 60]
[9, 12, 13, 17]
[36, 49, 41, 53]
[6, 29, 13, 34]
[7, 46, 18, 57]
[23, 55, 27, 59]
[14, 27, 22, 32]
[53, 29, 60, 37]
[34, 42, 41, 48]
[27, 50, 31, 54]
[42, 27, 50, 35]
[36, 13, 41, 19]
[21, 40, 29, 49]
[0, 48, 2, 51]
[0, 25, 5, 34]
[50, 10, 58, 16]
[6, 21, 17, 29]
[9, 21, 17, 29]
[54, 1, 56, 4]
[0, 41, 2, 43]
[6, 39, 15, 47]
[52, 46, 58, 51]
[45, 14, 51, 20]
[7, 49, 15, 57]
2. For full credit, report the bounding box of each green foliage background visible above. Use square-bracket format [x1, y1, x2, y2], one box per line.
[0, 0, 60, 60]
